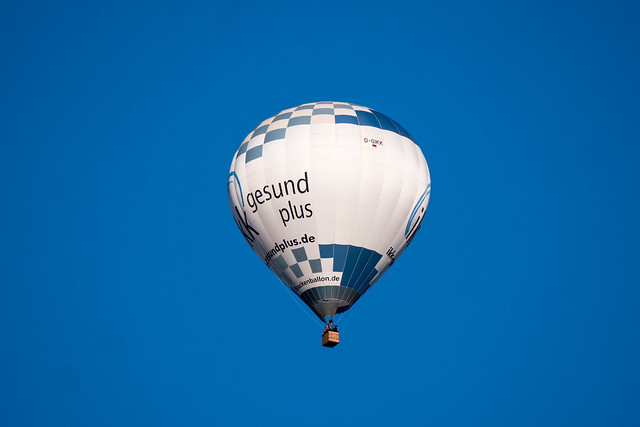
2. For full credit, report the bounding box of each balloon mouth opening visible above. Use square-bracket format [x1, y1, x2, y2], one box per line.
[307, 299, 341, 322]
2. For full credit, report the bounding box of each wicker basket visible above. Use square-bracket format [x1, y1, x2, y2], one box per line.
[322, 331, 340, 347]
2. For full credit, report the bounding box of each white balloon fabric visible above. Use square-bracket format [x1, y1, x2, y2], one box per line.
[228, 102, 430, 321]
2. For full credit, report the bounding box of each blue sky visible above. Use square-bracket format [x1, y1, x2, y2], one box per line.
[1, 0, 639, 425]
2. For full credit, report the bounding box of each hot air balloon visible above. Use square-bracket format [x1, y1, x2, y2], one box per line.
[228, 102, 430, 346]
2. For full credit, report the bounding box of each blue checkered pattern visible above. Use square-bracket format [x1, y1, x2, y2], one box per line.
[268, 242, 384, 314]
[301, 243, 384, 313]
[234, 102, 415, 164]
[269, 246, 322, 286]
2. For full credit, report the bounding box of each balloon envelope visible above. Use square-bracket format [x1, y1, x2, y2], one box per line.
[228, 102, 430, 321]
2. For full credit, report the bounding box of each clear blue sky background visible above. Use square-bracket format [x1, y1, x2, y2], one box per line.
[1, 1, 639, 426]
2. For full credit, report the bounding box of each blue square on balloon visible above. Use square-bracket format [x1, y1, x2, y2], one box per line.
[335, 115, 358, 125]
[356, 111, 380, 128]
[264, 128, 286, 143]
[288, 116, 311, 126]
[245, 145, 263, 163]
[332, 245, 348, 272]
[237, 141, 249, 155]
[274, 112, 293, 121]
[292, 247, 308, 262]
[312, 108, 334, 115]
[309, 259, 322, 273]
[290, 263, 303, 278]
[274, 255, 288, 271]
[252, 124, 269, 138]
[319, 244, 334, 258]
[371, 110, 398, 132]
